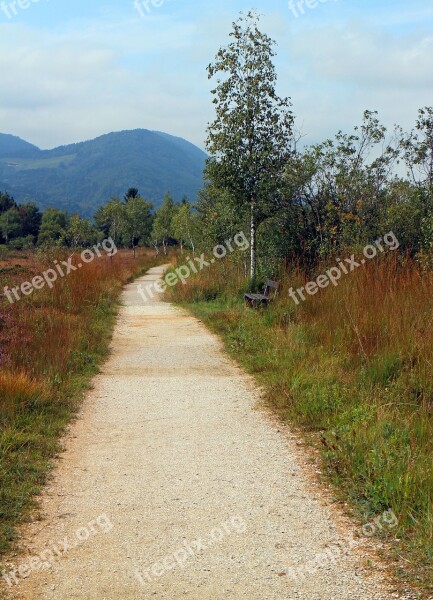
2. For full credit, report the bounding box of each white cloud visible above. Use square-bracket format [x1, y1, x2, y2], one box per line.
[0, 5, 432, 152]
[286, 25, 433, 89]
[275, 17, 433, 146]
[0, 17, 212, 148]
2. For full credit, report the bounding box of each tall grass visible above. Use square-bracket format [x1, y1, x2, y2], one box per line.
[168, 254, 433, 595]
[0, 248, 162, 555]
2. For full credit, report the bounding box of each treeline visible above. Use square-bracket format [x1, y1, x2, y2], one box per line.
[193, 12, 433, 278]
[198, 105, 433, 276]
[95, 189, 198, 257]
[0, 187, 197, 255]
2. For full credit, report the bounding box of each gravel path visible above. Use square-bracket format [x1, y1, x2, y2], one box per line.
[3, 265, 400, 599]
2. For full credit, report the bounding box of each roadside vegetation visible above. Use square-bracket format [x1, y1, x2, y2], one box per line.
[165, 11, 433, 595]
[0, 247, 163, 556]
[168, 256, 433, 594]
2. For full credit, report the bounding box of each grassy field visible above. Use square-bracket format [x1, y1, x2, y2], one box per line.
[0, 247, 162, 557]
[168, 254, 433, 596]
[0, 154, 77, 171]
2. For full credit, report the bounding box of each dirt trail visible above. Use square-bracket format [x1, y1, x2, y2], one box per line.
[4, 265, 397, 599]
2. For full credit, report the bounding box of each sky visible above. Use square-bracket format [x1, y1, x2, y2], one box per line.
[0, 0, 432, 151]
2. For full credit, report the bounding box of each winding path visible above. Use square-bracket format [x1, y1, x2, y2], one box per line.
[5, 265, 395, 599]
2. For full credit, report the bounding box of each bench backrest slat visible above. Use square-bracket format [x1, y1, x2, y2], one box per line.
[264, 280, 279, 298]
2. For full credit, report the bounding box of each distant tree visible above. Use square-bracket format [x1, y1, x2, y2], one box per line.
[66, 214, 97, 248]
[94, 204, 109, 238]
[0, 192, 16, 214]
[151, 193, 177, 255]
[0, 207, 21, 244]
[283, 110, 399, 262]
[38, 208, 69, 246]
[124, 187, 140, 202]
[400, 107, 433, 194]
[18, 202, 42, 239]
[173, 199, 198, 255]
[120, 195, 153, 257]
[206, 11, 294, 279]
[94, 197, 124, 245]
[376, 180, 424, 254]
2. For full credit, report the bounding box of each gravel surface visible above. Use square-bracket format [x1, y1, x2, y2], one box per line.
[2, 266, 406, 599]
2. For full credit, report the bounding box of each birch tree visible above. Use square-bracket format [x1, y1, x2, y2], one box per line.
[205, 11, 294, 279]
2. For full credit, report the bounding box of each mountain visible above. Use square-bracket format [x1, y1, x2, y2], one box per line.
[0, 133, 40, 159]
[0, 130, 207, 216]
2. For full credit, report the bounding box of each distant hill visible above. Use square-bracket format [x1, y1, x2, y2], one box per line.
[0, 130, 207, 216]
[0, 133, 40, 159]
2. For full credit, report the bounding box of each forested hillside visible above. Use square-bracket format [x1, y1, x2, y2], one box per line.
[0, 130, 206, 216]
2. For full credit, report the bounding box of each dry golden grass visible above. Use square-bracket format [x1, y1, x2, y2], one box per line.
[0, 247, 162, 555]
[169, 253, 433, 595]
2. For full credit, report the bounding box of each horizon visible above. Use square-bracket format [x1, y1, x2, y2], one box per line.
[0, 1, 432, 150]
[0, 128, 209, 153]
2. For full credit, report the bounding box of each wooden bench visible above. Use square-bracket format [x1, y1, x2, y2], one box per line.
[244, 280, 279, 308]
